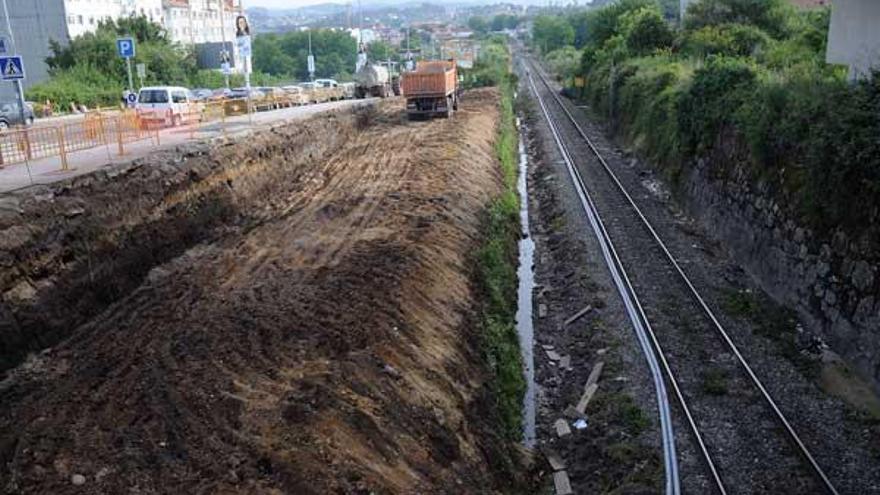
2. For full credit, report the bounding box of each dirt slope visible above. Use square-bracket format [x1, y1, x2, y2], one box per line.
[0, 90, 522, 494]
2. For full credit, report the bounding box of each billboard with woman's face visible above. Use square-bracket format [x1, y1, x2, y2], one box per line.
[236, 15, 250, 37]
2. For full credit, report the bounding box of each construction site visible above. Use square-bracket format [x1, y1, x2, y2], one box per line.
[0, 88, 531, 494]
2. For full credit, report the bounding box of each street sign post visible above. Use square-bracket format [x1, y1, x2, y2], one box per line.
[116, 37, 135, 58]
[1, 1, 27, 129]
[0, 56, 24, 80]
[135, 62, 145, 90]
[117, 37, 136, 96]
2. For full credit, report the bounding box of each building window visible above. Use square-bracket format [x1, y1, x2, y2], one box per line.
[68, 15, 75, 24]
[78, 15, 83, 24]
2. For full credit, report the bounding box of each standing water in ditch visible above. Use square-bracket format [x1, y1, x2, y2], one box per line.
[515, 116, 536, 447]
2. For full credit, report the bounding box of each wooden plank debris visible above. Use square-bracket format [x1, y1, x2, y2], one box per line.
[554, 418, 571, 437]
[546, 451, 566, 471]
[546, 350, 562, 361]
[576, 383, 599, 414]
[563, 304, 593, 327]
[563, 405, 583, 419]
[585, 361, 605, 389]
[553, 470, 574, 495]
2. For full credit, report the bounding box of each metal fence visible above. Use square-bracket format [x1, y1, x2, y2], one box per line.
[0, 110, 162, 171]
[0, 94, 344, 173]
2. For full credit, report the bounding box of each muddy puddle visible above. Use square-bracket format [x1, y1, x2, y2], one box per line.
[515, 116, 537, 447]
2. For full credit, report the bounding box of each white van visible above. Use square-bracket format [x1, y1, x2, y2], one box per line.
[135, 86, 202, 126]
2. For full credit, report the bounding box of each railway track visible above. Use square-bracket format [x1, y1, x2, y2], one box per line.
[523, 56, 838, 495]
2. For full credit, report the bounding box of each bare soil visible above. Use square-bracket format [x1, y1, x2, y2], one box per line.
[0, 90, 526, 494]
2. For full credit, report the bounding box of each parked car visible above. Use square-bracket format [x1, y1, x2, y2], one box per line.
[314, 78, 339, 88]
[340, 82, 356, 100]
[282, 85, 307, 105]
[229, 87, 265, 100]
[210, 88, 233, 100]
[314, 79, 344, 100]
[255, 86, 287, 108]
[191, 88, 213, 101]
[0, 101, 34, 130]
[299, 82, 331, 103]
[135, 86, 203, 127]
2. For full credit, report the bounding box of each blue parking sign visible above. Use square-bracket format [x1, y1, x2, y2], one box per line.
[117, 37, 135, 58]
[0, 56, 25, 80]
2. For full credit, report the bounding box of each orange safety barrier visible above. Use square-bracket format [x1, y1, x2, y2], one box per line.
[0, 112, 159, 170]
[113, 111, 160, 155]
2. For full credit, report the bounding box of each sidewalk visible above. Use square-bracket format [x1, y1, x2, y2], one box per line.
[0, 98, 374, 194]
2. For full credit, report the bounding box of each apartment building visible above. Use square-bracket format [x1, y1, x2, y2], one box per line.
[63, 0, 240, 46]
[64, 0, 163, 39]
[162, 0, 240, 45]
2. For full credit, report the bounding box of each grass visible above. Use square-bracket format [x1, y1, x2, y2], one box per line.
[476, 63, 526, 441]
[721, 288, 818, 378]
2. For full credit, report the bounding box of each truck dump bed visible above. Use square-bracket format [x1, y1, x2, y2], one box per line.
[401, 61, 457, 97]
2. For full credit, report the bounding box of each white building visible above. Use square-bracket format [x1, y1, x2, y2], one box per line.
[62, 0, 241, 47]
[162, 0, 240, 46]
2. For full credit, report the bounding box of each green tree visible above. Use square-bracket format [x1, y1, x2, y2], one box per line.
[491, 14, 520, 32]
[468, 16, 489, 35]
[253, 34, 295, 75]
[622, 7, 674, 54]
[367, 41, 397, 62]
[580, 0, 655, 49]
[532, 16, 575, 53]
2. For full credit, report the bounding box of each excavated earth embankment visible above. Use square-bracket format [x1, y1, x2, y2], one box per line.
[0, 89, 525, 494]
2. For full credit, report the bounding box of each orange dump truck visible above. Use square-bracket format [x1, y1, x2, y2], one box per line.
[401, 59, 459, 119]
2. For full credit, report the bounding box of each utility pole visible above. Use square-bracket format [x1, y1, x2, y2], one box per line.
[2, 0, 26, 127]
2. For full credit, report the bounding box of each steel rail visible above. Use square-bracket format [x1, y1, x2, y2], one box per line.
[524, 65, 683, 495]
[528, 58, 839, 495]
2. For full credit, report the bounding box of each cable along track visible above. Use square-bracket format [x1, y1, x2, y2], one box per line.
[524, 57, 838, 495]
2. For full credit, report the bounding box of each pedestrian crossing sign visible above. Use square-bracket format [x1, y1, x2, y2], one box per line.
[0, 56, 24, 81]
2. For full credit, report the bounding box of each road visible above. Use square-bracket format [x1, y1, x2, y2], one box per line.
[0, 98, 375, 194]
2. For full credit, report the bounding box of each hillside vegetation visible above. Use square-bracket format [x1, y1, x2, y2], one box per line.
[533, 0, 879, 236]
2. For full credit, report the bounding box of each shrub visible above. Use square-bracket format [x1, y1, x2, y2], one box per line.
[26, 65, 120, 110]
[684, 0, 793, 39]
[680, 23, 770, 58]
[677, 55, 758, 156]
[546, 46, 582, 83]
[617, 57, 692, 171]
